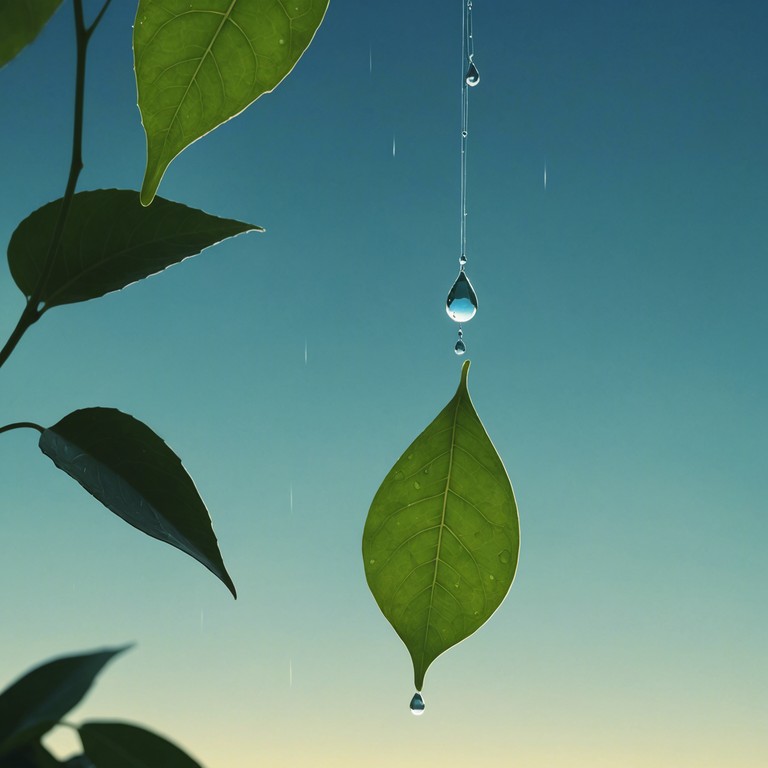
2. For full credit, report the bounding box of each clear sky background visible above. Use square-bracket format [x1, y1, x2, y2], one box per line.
[1, 1, 766, 766]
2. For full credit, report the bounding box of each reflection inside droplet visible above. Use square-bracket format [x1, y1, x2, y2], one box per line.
[446, 271, 478, 323]
[465, 61, 480, 86]
[410, 692, 425, 715]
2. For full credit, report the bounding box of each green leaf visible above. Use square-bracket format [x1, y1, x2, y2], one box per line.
[79, 722, 204, 768]
[363, 361, 520, 692]
[0, 0, 62, 69]
[0, 648, 129, 758]
[134, 0, 330, 205]
[38, 408, 237, 598]
[7, 189, 261, 309]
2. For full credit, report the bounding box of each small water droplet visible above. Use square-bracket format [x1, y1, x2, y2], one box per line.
[465, 61, 480, 86]
[369, 559, 376, 565]
[394, 470, 404, 481]
[446, 271, 478, 322]
[461, 130, 467, 138]
[413, 480, 421, 490]
[489, 574, 495, 581]
[279, 38, 285, 45]
[423, 465, 430, 475]
[459, 253, 467, 266]
[454, 338, 466, 355]
[499, 549, 512, 564]
[410, 692, 425, 715]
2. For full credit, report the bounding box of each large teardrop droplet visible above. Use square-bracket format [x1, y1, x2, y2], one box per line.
[446, 271, 478, 323]
[410, 692, 425, 716]
[465, 61, 480, 87]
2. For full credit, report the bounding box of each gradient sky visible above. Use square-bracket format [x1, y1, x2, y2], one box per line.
[1, 1, 767, 766]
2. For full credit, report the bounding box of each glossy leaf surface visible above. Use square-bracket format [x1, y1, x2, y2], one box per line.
[0, 648, 128, 758]
[363, 361, 519, 690]
[0, 0, 62, 69]
[134, 0, 330, 204]
[80, 722, 203, 768]
[7, 189, 260, 309]
[39, 408, 236, 598]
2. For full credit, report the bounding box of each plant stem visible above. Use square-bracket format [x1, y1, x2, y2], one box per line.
[0, 0, 102, 372]
[0, 422, 45, 436]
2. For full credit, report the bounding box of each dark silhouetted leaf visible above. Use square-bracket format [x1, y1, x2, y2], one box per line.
[363, 361, 519, 691]
[80, 722, 204, 768]
[0, 742, 64, 767]
[0, 0, 62, 69]
[134, 0, 330, 204]
[7, 189, 261, 309]
[38, 408, 236, 598]
[0, 648, 129, 758]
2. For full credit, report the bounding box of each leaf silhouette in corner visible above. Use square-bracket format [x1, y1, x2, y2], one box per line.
[0, 1, 63, 69]
[39, 408, 236, 598]
[0, 647, 129, 758]
[79, 722, 203, 768]
[363, 361, 519, 692]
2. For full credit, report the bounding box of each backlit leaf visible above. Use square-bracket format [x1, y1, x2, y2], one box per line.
[79, 722, 204, 768]
[0, 0, 62, 69]
[38, 408, 236, 598]
[363, 361, 519, 692]
[134, 0, 330, 205]
[0, 647, 129, 758]
[7, 189, 261, 309]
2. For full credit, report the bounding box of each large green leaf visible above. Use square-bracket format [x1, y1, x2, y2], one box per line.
[7, 189, 261, 309]
[79, 722, 203, 768]
[134, 0, 330, 205]
[38, 408, 236, 598]
[0, 648, 128, 758]
[0, 0, 62, 69]
[363, 361, 519, 693]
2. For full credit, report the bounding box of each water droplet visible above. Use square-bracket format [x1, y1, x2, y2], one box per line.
[413, 480, 421, 490]
[454, 338, 466, 355]
[461, 130, 467, 138]
[410, 692, 425, 715]
[489, 574, 495, 581]
[465, 61, 480, 86]
[459, 253, 467, 266]
[394, 470, 404, 481]
[499, 549, 512, 564]
[446, 271, 478, 322]
[369, 559, 376, 565]
[279, 38, 285, 45]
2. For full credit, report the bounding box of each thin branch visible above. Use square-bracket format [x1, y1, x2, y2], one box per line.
[0, 0, 93, 371]
[0, 422, 45, 436]
[86, 0, 114, 38]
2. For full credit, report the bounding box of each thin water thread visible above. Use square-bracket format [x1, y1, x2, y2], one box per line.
[446, 0, 479, 356]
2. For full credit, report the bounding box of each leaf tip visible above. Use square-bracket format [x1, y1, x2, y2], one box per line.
[460, 359, 471, 388]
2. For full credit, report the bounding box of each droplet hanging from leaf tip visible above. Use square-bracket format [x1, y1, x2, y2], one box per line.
[410, 692, 425, 715]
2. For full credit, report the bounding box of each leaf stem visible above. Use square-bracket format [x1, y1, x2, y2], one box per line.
[0, 0, 102, 372]
[0, 422, 45, 436]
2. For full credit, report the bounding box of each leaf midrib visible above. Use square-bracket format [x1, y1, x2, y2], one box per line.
[420, 387, 463, 677]
[156, 0, 239, 160]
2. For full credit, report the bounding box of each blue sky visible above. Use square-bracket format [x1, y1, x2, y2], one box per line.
[1, 1, 766, 766]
